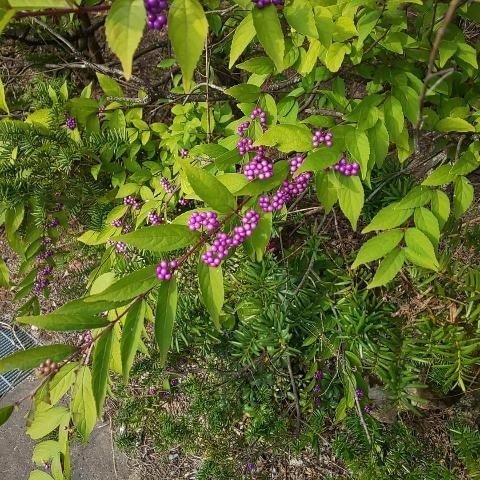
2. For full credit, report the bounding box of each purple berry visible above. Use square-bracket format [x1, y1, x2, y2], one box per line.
[65, 117, 76, 130]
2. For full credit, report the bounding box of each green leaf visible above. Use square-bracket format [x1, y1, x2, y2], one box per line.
[396, 186, 432, 209]
[362, 203, 413, 233]
[49, 363, 78, 405]
[244, 213, 272, 262]
[229, 13, 256, 68]
[120, 300, 146, 382]
[85, 265, 158, 304]
[181, 161, 235, 213]
[71, 366, 97, 441]
[414, 207, 440, 247]
[252, 5, 284, 71]
[8, 0, 69, 6]
[0, 257, 9, 287]
[431, 190, 450, 230]
[352, 230, 404, 269]
[452, 150, 480, 176]
[77, 226, 117, 246]
[155, 278, 178, 367]
[315, 172, 338, 213]
[404, 228, 439, 271]
[345, 129, 370, 177]
[0, 345, 75, 374]
[284, 0, 318, 38]
[393, 86, 419, 124]
[198, 260, 224, 329]
[453, 176, 474, 218]
[335, 396, 347, 422]
[27, 406, 69, 440]
[237, 57, 275, 75]
[255, 124, 312, 152]
[436, 117, 475, 133]
[367, 248, 405, 289]
[422, 164, 457, 186]
[324, 43, 348, 72]
[92, 328, 113, 417]
[32, 440, 60, 466]
[337, 175, 364, 230]
[225, 84, 260, 103]
[168, 0, 208, 92]
[368, 120, 389, 167]
[0, 76, 8, 114]
[17, 313, 109, 331]
[5, 203, 24, 238]
[113, 224, 199, 252]
[29, 472, 54, 480]
[439, 40, 457, 67]
[298, 146, 342, 173]
[0, 404, 14, 427]
[0, 9, 15, 36]
[105, 0, 146, 80]
[96, 73, 124, 97]
[383, 96, 404, 141]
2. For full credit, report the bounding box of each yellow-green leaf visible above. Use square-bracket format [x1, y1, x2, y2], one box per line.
[168, 0, 208, 92]
[367, 248, 405, 289]
[105, 0, 146, 80]
[252, 5, 284, 71]
[352, 230, 404, 269]
[229, 13, 256, 68]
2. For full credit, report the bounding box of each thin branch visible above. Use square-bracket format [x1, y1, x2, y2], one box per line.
[304, 108, 344, 118]
[286, 354, 301, 436]
[14, 5, 110, 19]
[415, 0, 462, 139]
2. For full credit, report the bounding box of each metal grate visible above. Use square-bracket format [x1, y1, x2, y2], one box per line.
[0, 325, 37, 397]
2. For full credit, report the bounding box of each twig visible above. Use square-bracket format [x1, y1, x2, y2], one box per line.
[286, 354, 301, 436]
[205, 37, 211, 143]
[415, 0, 462, 139]
[304, 108, 344, 118]
[15, 5, 110, 18]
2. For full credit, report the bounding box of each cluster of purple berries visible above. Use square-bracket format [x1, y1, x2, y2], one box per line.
[79, 330, 93, 347]
[48, 218, 59, 228]
[237, 137, 255, 155]
[250, 106, 267, 131]
[123, 196, 141, 210]
[33, 264, 53, 294]
[148, 211, 163, 225]
[156, 259, 178, 281]
[188, 211, 220, 232]
[179, 148, 189, 158]
[122, 224, 132, 234]
[41, 236, 52, 246]
[333, 157, 360, 176]
[144, 0, 168, 30]
[258, 172, 312, 212]
[111, 219, 123, 228]
[115, 241, 127, 253]
[237, 121, 250, 137]
[312, 129, 333, 148]
[161, 177, 175, 194]
[201, 210, 260, 267]
[178, 198, 189, 206]
[312, 370, 323, 406]
[243, 146, 273, 181]
[252, 0, 283, 9]
[36, 249, 53, 261]
[65, 117, 76, 130]
[289, 154, 305, 174]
